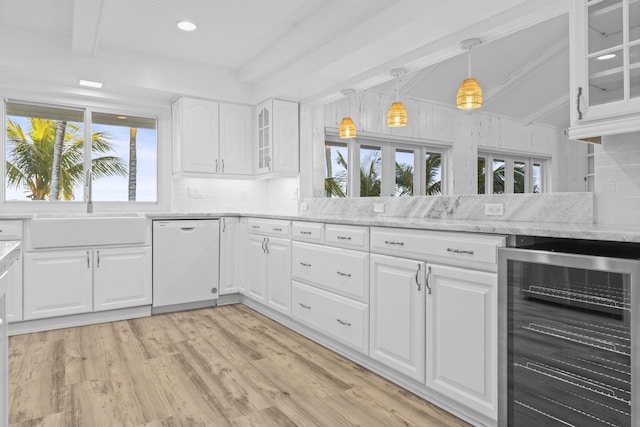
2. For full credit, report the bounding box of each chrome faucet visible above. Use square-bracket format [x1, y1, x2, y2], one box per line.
[85, 169, 93, 213]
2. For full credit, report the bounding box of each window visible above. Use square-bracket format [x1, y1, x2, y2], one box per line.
[477, 150, 548, 194]
[5, 101, 157, 203]
[324, 133, 447, 197]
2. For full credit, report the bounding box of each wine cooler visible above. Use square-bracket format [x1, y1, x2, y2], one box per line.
[498, 239, 640, 427]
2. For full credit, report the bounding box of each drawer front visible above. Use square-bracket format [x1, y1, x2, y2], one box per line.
[0, 221, 23, 240]
[292, 242, 368, 302]
[370, 227, 505, 269]
[291, 221, 325, 244]
[292, 281, 368, 353]
[325, 224, 369, 250]
[247, 218, 291, 237]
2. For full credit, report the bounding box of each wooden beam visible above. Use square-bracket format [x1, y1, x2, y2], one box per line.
[484, 33, 569, 106]
[72, 0, 105, 55]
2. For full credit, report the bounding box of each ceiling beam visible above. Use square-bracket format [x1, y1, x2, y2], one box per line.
[483, 32, 569, 106]
[72, 0, 104, 56]
[522, 95, 568, 125]
[398, 63, 441, 96]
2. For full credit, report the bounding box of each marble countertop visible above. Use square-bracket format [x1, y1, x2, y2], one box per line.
[147, 212, 640, 243]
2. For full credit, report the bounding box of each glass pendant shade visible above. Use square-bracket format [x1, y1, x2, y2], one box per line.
[456, 77, 483, 110]
[387, 101, 407, 127]
[339, 117, 357, 138]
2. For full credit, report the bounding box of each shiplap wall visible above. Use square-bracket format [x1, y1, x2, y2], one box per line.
[300, 90, 587, 198]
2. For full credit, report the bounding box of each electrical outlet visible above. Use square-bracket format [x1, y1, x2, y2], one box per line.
[373, 203, 385, 213]
[300, 202, 308, 212]
[187, 186, 203, 199]
[485, 203, 504, 216]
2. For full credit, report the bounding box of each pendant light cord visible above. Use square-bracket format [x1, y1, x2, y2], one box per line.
[467, 47, 471, 78]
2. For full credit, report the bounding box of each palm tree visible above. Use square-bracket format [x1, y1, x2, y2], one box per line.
[128, 127, 137, 201]
[359, 151, 381, 197]
[478, 159, 525, 194]
[424, 154, 442, 195]
[6, 118, 128, 200]
[325, 149, 347, 197]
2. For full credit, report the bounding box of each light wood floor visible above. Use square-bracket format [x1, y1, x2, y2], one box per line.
[8, 304, 471, 426]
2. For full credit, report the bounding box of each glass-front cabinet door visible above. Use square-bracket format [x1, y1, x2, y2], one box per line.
[569, 0, 640, 137]
[256, 101, 272, 174]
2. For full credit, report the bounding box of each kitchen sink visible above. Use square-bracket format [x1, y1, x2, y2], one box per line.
[30, 214, 148, 248]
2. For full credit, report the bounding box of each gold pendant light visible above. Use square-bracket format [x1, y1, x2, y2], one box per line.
[338, 89, 357, 138]
[456, 38, 483, 110]
[387, 68, 407, 127]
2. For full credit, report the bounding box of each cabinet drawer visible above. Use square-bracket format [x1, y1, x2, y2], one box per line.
[292, 242, 368, 302]
[370, 227, 505, 269]
[247, 218, 290, 237]
[325, 224, 369, 250]
[291, 221, 324, 243]
[0, 221, 22, 240]
[292, 281, 368, 353]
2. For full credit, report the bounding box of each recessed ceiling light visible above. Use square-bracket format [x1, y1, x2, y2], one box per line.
[596, 53, 616, 60]
[177, 21, 196, 31]
[78, 79, 103, 88]
[117, 116, 127, 120]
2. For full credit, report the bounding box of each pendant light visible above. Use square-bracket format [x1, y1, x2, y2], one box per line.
[387, 68, 407, 127]
[338, 89, 357, 138]
[456, 38, 483, 110]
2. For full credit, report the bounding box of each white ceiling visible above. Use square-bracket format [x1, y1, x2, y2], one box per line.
[0, 0, 570, 129]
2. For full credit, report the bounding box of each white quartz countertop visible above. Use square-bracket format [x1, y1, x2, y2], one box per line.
[147, 212, 640, 243]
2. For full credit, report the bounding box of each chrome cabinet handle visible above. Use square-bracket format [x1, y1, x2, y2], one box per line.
[337, 271, 351, 278]
[337, 236, 351, 240]
[215, 159, 219, 173]
[264, 237, 269, 254]
[86, 251, 90, 268]
[261, 238, 266, 253]
[415, 264, 421, 291]
[336, 318, 351, 326]
[425, 266, 432, 295]
[299, 303, 311, 309]
[97, 250, 100, 268]
[299, 231, 312, 235]
[447, 248, 474, 255]
[221, 159, 225, 172]
[300, 262, 311, 267]
[222, 218, 226, 233]
[577, 86, 583, 120]
[384, 240, 404, 246]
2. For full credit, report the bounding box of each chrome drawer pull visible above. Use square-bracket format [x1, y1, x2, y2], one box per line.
[337, 271, 351, 278]
[251, 225, 260, 229]
[337, 236, 352, 240]
[415, 264, 421, 291]
[447, 248, 474, 255]
[384, 240, 404, 246]
[273, 227, 282, 231]
[299, 303, 311, 310]
[299, 231, 312, 235]
[300, 262, 311, 267]
[336, 318, 351, 326]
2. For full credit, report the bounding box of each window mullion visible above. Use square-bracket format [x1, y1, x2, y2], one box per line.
[84, 108, 93, 202]
[381, 143, 395, 197]
[350, 142, 360, 198]
[486, 154, 494, 194]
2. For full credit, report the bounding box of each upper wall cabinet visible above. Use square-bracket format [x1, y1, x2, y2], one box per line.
[172, 97, 252, 176]
[255, 99, 299, 177]
[568, 0, 640, 140]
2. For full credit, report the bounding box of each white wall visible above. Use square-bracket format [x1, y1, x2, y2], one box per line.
[594, 132, 640, 226]
[301, 91, 587, 198]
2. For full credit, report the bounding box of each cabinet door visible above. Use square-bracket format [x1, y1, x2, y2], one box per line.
[219, 103, 252, 175]
[425, 263, 497, 420]
[272, 99, 299, 176]
[6, 252, 22, 322]
[94, 247, 152, 312]
[0, 290, 7, 427]
[370, 254, 425, 381]
[176, 98, 220, 173]
[219, 217, 238, 295]
[256, 101, 272, 175]
[246, 234, 267, 302]
[24, 251, 93, 319]
[266, 237, 291, 316]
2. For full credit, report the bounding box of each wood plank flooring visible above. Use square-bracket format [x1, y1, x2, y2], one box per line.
[8, 304, 471, 426]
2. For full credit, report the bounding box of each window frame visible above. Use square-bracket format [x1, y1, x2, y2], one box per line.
[477, 148, 550, 194]
[2, 96, 168, 213]
[325, 131, 450, 198]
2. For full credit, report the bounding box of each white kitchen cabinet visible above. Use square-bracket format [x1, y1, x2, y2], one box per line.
[24, 246, 151, 320]
[247, 234, 269, 303]
[93, 247, 152, 312]
[237, 218, 248, 295]
[369, 253, 425, 382]
[0, 272, 9, 427]
[265, 237, 291, 315]
[24, 250, 93, 319]
[6, 251, 22, 323]
[255, 99, 299, 176]
[425, 263, 497, 420]
[568, 0, 640, 140]
[219, 217, 239, 295]
[172, 97, 252, 175]
[219, 103, 253, 175]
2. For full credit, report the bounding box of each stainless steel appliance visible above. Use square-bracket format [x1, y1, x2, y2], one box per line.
[498, 239, 640, 427]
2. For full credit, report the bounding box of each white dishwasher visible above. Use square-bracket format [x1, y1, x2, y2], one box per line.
[152, 219, 220, 311]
